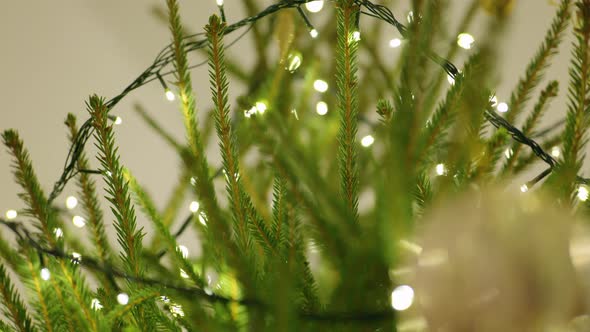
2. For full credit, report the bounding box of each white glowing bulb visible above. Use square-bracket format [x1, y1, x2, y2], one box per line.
[361, 135, 375, 147]
[180, 269, 189, 279]
[316, 101, 328, 115]
[407, 11, 414, 23]
[490, 95, 499, 107]
[504, 148, 513, 159]
[165, 90, 175, 101]
[40, 268, 51, 281]
[497, 102, 509, 113]
[305, 0, 324, 13]
[5, 210, 17, 220]
[313, 79, 329, 93]
[72, 215, 86, 228]
[286, 53, 302, 73]
[578, 186, 589, 201]
[189, 201, 200, 213]
[389, 38, 402, 48]
[351, 31, 361, 42]
[457, 33, 475, 50]
[117, 293, 129, 305]
[54, 228, 64, 239]
[435, 163, 446, 176]
[170, 303, 185, 317]
[71, 252, 82, 264]
[114, 116, 123, 125]
[391, 285, 414, 311]
[190, 177, 197, 186]
[91, 298, 103, 311]
[216, 0, 224, 6]
[551, 146, 561, 158]
[447, 75, 455, 85]
[177, 245, 189, 259]
[520, 184, 529, 193]
[160, 296, 171, 304]
[255, 101, 268, 114]
[65, 196, 78, 210]
[309, 29, 319, 39]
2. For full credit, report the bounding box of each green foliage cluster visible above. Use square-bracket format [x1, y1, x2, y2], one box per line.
[0, 0, 589, 330]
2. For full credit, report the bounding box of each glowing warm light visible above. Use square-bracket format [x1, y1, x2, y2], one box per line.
[40, 268, 51, 281]
[435, 163, 446, 176]
[177, 245, 189, 259]
[389, 38, 402, 48]
[91, 298, 103, 311]
[551, 146, 561, 158]
[313, 79, 329, 93]
[72, 215, 86, 228]
[407, 11, 414, 23]
[286, 53, 302, 73]
[520, 184, 529, 193]
[457, 33, 475, 50]
[305, 0, 324, 13]
[497, 102, 509, 113]
[504, 148, 513, 159]
[255, 101, 268, 114]
[165, 89, 175, 101]
[351, 31, 361, 42]
[447, 75, 455, 85]
[578, 186, 589, 202]
[391, 285, 414, 311]
[216, 0, 224, 6]
[114, 116, 123, 125]
[71, 252, 82, 264]
[316, 101, 328, 115]
[189, 201, 200, 213]
[309, 29, 319, 39]
[190, 177, 197, 186]
[5, 210, 17, 220]
[361, 135, 375, 147]
[66, 196, 78, 210]
[160, 296, 171, 303]
[54, 228, 64, 239]
[199, 213, 207, 226]
[117, 293, 129, 305]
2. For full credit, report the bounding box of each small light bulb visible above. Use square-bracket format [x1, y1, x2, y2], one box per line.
[190, 177, 197, 186]
[313, 79, 329, 93]
[114, 116, 123, 125]
[305, 0, 324, 13]
[351, 31, 361, 42]
[91, 298, 103, 311]
[497, 102, 509, 113]
[578, 186, 589, 201]
[216, 0, 224, 6]
[457, 33, 475, 50]
[309, 29, 319, 39]
[504, 148, 513, 159]
[199, 213, 207, 226]
[255, 101, 268, 114]
[407, 11, 414, 23]
[117, 293, 129, 305]
[65, 196, 78, 210]
[361, 135, 375, 147]
[165, 89, 175, 101]
[72, 215, 86, 228]
[389, 38, 402, 48]
[170, 303, 185, 317]
[177, 245, 189, 259]
[490, 95, 498, 107]
[316, 101, 328, 115]
[5, 210, 17, 220]
[391, 285, 414, 311]
[54, 228, 64, 239]
[71, 252, 82, 264]
[40, 268, 51, 281]
[189, 201, 200, 213]
[286, 52, 302, 73]
[551, 146, 561, 158]
[180, 269, 189, 279]
[447, 75, 455, 85]
[435, 163, 446, 176]
[520, 184, 529, 193]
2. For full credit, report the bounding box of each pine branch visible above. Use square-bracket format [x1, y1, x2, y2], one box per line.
[502, 81, 559, 174]
[0, 263, 34, 332]
[336, 0, 361, 222]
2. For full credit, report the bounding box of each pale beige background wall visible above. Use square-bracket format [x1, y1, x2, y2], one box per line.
[0, 1, 575, 243]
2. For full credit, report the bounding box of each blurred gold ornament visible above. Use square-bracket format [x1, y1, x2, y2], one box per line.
[406, 188, 580, 331]
[480, 0, 516, 17]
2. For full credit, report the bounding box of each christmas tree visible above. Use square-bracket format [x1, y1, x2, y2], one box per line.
[1, 0, 590, 330]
